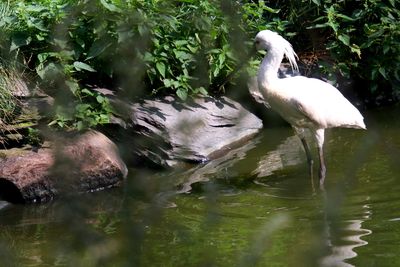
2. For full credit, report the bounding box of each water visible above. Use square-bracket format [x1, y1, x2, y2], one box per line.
[1, 106, 400, 266]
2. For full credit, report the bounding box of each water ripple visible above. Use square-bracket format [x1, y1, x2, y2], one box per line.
[320, 204, 372, 267]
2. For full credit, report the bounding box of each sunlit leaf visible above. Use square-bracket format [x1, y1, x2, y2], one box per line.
[311, 0, 320, 5]
[156, 62, 166, 78]
[96, 95, 105, 104]
[81, 88, 94, 96]
[99, 0, 122, 13]
[338, 34, 350, 46]
[176, 88, 187, 101]
[337, 13, 355, 21]
[198, 87, 208, 96]
[379, 67, 388, 80]
[73, 61, 96, 72]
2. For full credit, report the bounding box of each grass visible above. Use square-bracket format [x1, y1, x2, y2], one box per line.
[0, 66, 21, 139]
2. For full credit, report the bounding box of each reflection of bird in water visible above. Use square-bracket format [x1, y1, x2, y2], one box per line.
[320, 196, 372, 267]
[254, 30, 366, 184]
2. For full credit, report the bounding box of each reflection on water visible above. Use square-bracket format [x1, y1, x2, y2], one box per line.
[1, 107, 400, 266]
[252, 135, 303, 177]
[175, 135, 260, 193]
[0, 201, 8, 210]
[321, 202, 372, 267]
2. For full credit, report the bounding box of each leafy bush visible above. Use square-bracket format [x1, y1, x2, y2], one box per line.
[1, 0, 400, 132]
[0, 67, 20, 126]
[264, 0, 400, 105]
[1, 0, 277, 129]
[305, 0, 400, 104]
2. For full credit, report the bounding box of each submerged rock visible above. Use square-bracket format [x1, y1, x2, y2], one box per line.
[0, 131, 127, 203]
[116, 95, 263, 167]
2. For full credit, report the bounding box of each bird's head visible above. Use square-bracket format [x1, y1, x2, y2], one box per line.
[254, 30, 277, 51]
[254, 30, 299, 71]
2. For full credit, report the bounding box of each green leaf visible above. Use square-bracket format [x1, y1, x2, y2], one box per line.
[350, 44, 361, 58]
[394, 70, 400, 81]
[10, 34, 31, 51]
[163, 79, 172, 88]
[263, 6, 280, 14]
[87, 40, 112, 60]
[25, 5, 47, 12]
[198, 87, 208, 96]
[76, 121, 84, 131]
[383, 45, 390, 54]
[30, 18, 48, 32]
[66, 80, 80, 94]
[336, 13, 355, 21]
[311, 0, 320, 5]
[100, 0, 122, 13]
[36, 62, 60, 80]
[81, 88, 94, 96]
[156, 62, 166, 78]
[176, 88, 188, 101]
[378, 67, 388, 80]
[338, 34, 350, 46]
[73, 61, 96, 72]
[371, 68, 378, 80]
[174, 40, 188, 47]
[96, 95, 105, 104]
[173, 50, 191, 62]
[37, 53, 49, 63]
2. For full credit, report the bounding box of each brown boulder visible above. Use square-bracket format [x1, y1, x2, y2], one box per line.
[0, 131, 128, 203]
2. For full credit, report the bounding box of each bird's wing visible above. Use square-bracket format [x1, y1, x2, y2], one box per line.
[278, 76, 365, 129]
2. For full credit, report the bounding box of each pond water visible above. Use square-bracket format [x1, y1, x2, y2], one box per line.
[1, 106, 400, 266]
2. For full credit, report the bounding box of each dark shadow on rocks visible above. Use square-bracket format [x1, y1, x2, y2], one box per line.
[0, 179, 24, 204]
[105, 95, 263, 168]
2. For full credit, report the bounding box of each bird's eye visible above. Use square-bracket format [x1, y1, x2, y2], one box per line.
[255, 40, 260, 45]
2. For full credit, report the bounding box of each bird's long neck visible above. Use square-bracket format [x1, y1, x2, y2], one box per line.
[257, 47, 284, 87]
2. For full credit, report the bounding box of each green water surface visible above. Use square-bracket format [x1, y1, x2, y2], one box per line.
[1, 106, 400, 267]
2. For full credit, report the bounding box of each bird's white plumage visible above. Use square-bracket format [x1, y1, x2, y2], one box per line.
[263, 76, 366, 129]
[255, 30, 365, 132]
[254, 29, 366, 183]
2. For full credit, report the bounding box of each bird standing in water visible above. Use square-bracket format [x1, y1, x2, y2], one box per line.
[254, 30, 366, 184]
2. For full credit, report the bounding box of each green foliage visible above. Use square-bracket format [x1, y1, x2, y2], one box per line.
[283, 0, 400, 103]
[1, 0, 400, 131]
[26, 127, 43, 146]
[304, 0, 400, 99]
[0, 66, 20, 125]
[49, 88, 112, 130]
[1, 0, 284, 104]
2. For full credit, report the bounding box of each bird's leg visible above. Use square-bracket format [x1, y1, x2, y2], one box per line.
[315, 129, 326, 185]
[318, 146, 326, 184]
[300, 137, 314, 179]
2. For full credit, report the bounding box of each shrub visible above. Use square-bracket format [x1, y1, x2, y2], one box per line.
[2, 0, 400, 132]
[0, 67, 20, 126]
[274, 0, 400, 105]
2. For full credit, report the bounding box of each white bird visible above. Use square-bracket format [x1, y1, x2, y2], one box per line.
[254, 30, 366, 184]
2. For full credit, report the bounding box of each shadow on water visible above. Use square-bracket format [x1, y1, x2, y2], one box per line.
[1, 106, 400, 266]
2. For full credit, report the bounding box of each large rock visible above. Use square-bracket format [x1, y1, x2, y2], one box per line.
[119, 96, 263, 167]
[0, 131, 128, 203]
